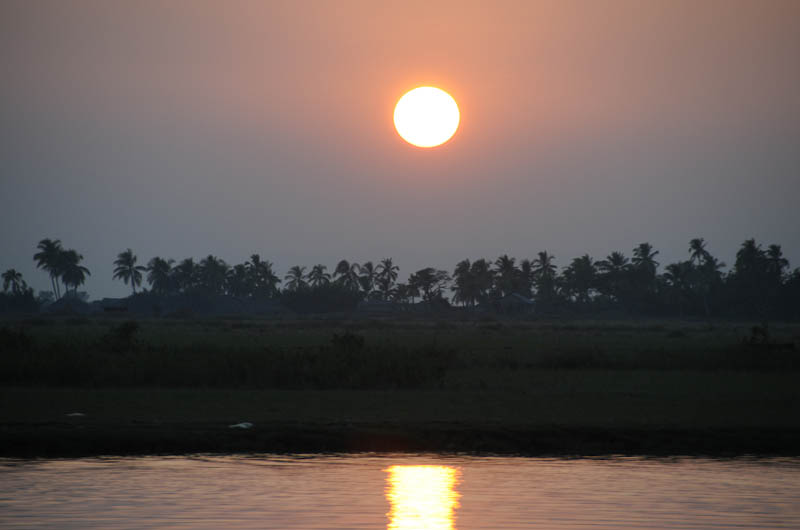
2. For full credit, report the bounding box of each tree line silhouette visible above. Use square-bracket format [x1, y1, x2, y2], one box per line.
[1, 237, 799, 318]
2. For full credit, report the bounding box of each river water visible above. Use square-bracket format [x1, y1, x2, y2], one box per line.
[1, 454, 799, 528]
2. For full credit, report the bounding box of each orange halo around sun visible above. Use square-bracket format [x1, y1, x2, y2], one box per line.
[394, 87, 460, 148]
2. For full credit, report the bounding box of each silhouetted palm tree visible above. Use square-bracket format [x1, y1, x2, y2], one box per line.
[226, 263, 251, 297]
[359, 261, 378, 297]
[470, 259, 494, 306]
[408, 267, 450, 303]
[532, 251, 558, 305]
[376, 258, 399, 300]
[734, 239, 765, 276]
[173, 258, 197, 292]
[60, 250, 90, 295]
[334, 260, 361, 290]
[198, 255, 229, 295]
[561, 254, 596, 305]
[688, 240, 724, 317]
[689, 238, 709, 265]
[2, 269, 27, 295]
[631, 243, 660, 302]
[518, 259, 534, 297]
[285, 266, 308, 291]
[598, 251, 629, 275]
[451, 258, 494, 307]
[392, 282, 415, 304]
[451, 259, 475, 307]
[732, 239, 771, 315]
[248, 254, 281, 298]
[308, 264, 331, 287]
[33, 238, 64, 298]
[113, 249, 146, 295]
[493, 255, 518, 297]
[147, 257, 174, 295]
[632, 242, 660, 276]
[766, 244, 789, 281]
[597, 251, 630, 304]
[532, 252, 556, 281]
[663, 261, 693, 316]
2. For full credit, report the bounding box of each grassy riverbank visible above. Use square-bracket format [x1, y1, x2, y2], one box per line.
[2, 317, 799, 456]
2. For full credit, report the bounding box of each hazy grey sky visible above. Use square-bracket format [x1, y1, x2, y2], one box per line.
[2, 0, 799, 297]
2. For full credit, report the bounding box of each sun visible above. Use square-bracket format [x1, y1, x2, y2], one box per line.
[394, 87, 460, 148]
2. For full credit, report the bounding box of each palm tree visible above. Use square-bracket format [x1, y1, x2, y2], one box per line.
[392, 282, 415, 304]
[663, 261, 694, 316]
[688, 240, 724, 318]
[451, 258, 494, 307]
[308, 264, 331, 287]
[734, 239, 765, 276]
[531, 251, 558, 308]
[60, 250, 90, 295]
[451, 259, 475, 307]
[408, 267, 450, 303]
[596, 251, 630, 304]
[359, 261, 378, 297]
[198, 255, 229, 295]
[248, 254, 281, 298]
[689, 238, 709, 266]
[284, 266, 308, 291]
[470, 259, 494, 306]
[532, 251, 556, 281]
[561, 255, 597, 305]
[334, 260, 361, 290]
[113, 249, 146, 295]
[598, 251, 629, 275]
[147, 257, 174, 295]
[493, 255, 518, 297]
[173, 258, 197, 292]
[766, 244, 789, 281]
[518, 258, 534, 297]
[732, 239, 770, 316]
[631, 243, 660, 305]
[632, 242, 660, 277]
[376, 258, 399, 300]
[33, 238, 64, 298]
[2, 269, 27, 295]
[226, 263, 252, 297]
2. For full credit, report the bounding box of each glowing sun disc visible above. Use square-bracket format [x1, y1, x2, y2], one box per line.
[394, 87, 460, 148]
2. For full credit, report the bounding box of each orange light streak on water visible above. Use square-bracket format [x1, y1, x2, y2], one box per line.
[385, 465, 460, 530]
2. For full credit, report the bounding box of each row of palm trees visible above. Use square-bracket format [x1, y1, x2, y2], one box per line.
[3, 237, 796, 318]
[110, 250, 403, 300]
[110, 250, 282, 298]
[284, 259, 401, 296]
[449, 238, 795, 317]
[99, 237, 799, 318]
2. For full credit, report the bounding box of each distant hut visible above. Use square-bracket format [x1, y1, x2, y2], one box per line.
[356, 299, 400, 317]
[44, 296, 91, 315]
[98, 298, 128, 314]
[496, 293, 536, 315]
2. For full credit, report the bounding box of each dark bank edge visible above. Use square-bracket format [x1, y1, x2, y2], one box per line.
[3, 422, 799, 458]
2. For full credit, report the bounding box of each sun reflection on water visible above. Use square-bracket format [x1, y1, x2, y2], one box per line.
[385, 465, 460, 530]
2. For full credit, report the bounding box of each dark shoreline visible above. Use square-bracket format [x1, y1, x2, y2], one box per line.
[3, 421, 800, 458]
[3, 319, 799, 459]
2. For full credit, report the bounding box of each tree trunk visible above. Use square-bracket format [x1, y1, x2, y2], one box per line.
[50, 274, 58, 299]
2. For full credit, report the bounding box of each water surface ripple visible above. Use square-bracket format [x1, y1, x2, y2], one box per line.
[1, 455, 799, 528]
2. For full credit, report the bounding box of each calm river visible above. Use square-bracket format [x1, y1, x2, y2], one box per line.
[1, 455, 799, 528]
